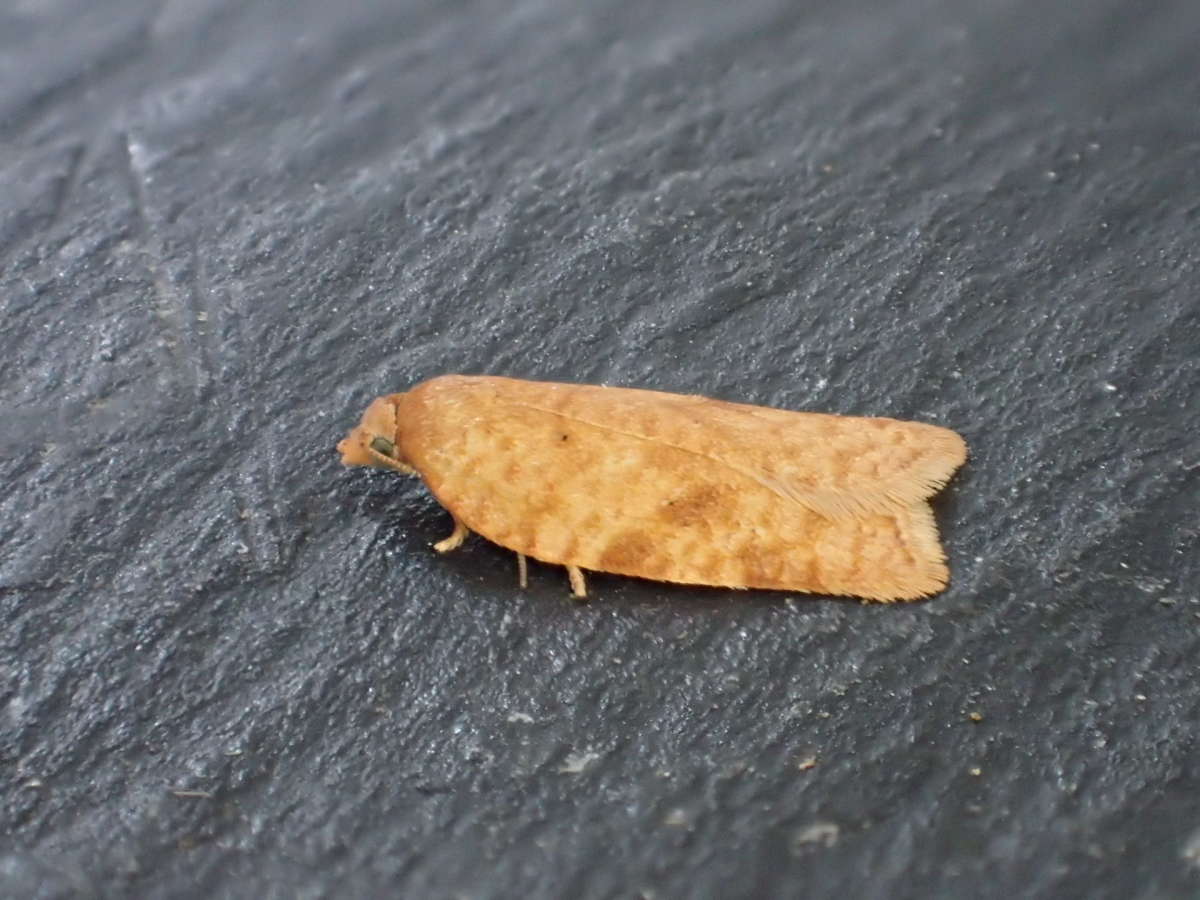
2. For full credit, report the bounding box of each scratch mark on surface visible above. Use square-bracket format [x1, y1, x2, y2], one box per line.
[120, 131, 212, 397]
[47, 143, 86, 229]
[233, 457, 285, 573]
[188, 238, 219, 398]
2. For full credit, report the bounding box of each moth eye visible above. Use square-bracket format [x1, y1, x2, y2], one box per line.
[370, 436, 396, 457]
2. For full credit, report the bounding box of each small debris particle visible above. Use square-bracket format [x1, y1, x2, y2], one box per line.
[791, 822, 839, 854]
[663, 809, 689, 827]
[169, 789, 214, 799]
[968, 711, 984, 723]
[507, 711, 535, 724]
[1181, 826, 1200, 868]
[559, 750, 601, 774]
[796, 757, 818, 771]
[969, 767, 983, 777]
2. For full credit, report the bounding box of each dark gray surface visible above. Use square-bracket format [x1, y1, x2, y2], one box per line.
[2, 0, 1198, 897]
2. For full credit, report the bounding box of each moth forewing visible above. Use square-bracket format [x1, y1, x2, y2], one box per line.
[339, 375, 966, 601]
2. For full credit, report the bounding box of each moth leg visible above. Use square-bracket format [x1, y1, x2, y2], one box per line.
[432, 515, 469, 554]
[517, 552, 528, 589]
[566, 565, 587, 599]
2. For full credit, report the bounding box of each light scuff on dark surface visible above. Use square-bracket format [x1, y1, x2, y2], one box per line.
[2, 0, 1198, 897]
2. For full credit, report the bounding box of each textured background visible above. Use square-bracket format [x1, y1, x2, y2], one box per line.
[2, 0, 1198, 897]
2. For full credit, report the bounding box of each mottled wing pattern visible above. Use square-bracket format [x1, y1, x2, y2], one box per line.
[536, 384, 967, 519]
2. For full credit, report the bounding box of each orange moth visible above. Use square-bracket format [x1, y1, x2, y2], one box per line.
[337, 375, 967, 602]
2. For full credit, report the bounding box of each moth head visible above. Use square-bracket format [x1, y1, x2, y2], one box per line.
[337, 394, 416, 474]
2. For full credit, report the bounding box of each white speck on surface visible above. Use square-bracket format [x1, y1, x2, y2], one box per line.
[663, 809, 689, 827]
[1182, 826, 1200, 868]
[507, 712, 535, 724]
[559, 750, 601, 774]
[792, 822, 839, 853]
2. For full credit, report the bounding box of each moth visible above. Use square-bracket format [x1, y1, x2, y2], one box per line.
[337, 375, 967, 602]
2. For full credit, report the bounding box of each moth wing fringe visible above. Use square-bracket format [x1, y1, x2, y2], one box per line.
[768, 434, 967, 521]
